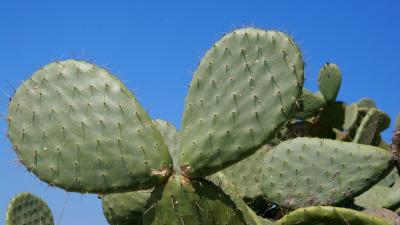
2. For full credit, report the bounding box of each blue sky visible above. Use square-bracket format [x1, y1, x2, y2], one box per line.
[1, 1, 399, 224]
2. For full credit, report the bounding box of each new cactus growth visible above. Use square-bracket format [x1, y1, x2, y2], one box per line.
[317, 63, 342, 104]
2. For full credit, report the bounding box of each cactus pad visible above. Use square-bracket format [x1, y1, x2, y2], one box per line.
[216, 145, 271, 200]
[6, 192, 54, 225]
[276, 206, 390, 225]
[221, 138, 393, 209]
[180, 28, 304, 177]
[343, 103, 359, 131]
[208, 172, 275, 225]
[355, 185, 392, 209]
[382, 181, 400, 210]
[317, 63, 342, 103]
[354, 108, 391, 145]
[143, 174, 247, 225]
[358, 98, 377, 109]
[102, 190, 151, 225]
[266, 138, 392, 208]
[153, 119, 180, 167]
[7, 60, 173, 193]
[297, 89, 326, 119]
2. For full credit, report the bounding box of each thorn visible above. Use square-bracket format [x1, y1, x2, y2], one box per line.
[207, 62, 212, 74]
[32, 111, 36, 125]
[223, 48, 233, 58]
[72, 86, 79, 98]
[240, 49, 247, 60]
[245, 64, 252, 74]
[119, 104, 125, 116]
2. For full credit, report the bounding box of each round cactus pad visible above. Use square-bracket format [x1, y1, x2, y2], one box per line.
[180, 28, 304, 177]
[6, 192, 54, 225]
[7, 60, 172, 193]
[317, 63, 342, 103]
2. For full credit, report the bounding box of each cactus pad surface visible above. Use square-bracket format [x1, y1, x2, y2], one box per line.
[153, 119, 180, 167]
[180, 28, 304, 177]
[102, 190, 151, 225]
[6, 192, 54, 225]
[220, 138, 393, 209]
[317, 63, 342, 103]
[7, 60, 173, 193]
[143, 174, 247, 225]
[276, 206, 390, 225]
[354, 108, 390, 145]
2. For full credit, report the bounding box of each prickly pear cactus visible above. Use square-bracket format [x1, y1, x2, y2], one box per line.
[6, 192, 54, 225]
[5, 26, 398, 225]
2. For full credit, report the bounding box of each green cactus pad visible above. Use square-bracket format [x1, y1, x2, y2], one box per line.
[317, 63, 342, 103]
[221, 138, 393, 209]
[355, 185, 392, 209]
[7, 60, 173, 193]
[153, 119, 180, 167]
[217, 145, 271, 200]
[363, 208, 400, 225]
[383, 181, 400, 210]
[208, 172, 275, 225]
[266, 138, 393, 208]
[343, 103, 359, 131]
[380, 169, 400, 187]
[354, 108, 391, 145]
[358, 98, 377, 109]
[297, 89, 326, 118]
[102, 190, 151, 225]
[180, 28, 304, 177]
[6, 192, 54, 225]
[143, 174, 247, 225]
[276, 206, 390, 225]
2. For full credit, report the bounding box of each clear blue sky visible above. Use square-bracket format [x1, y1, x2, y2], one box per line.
[1, 1, 399, 224]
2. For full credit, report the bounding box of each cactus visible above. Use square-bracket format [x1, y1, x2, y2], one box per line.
[317, 63, 342, 104]
[6, 192, 54, 225]
[276, 206, 390, 225]
[5, 26, 399, 225]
